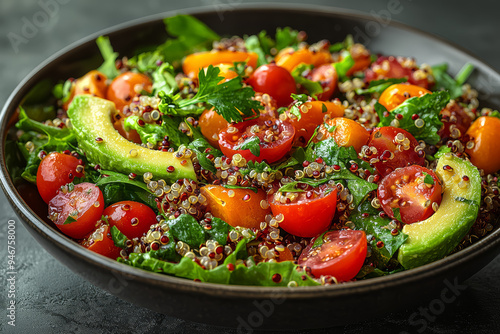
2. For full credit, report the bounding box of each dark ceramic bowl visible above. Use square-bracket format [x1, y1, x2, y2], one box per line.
[2, 4, 500, 330]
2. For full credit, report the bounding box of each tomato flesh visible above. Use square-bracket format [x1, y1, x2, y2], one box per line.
[307, 64, 337, 101]
[378, 165, 443, 224]
[298, 230, 367, 281]
[37, 152, 84, 203]
[268, 184, 337, 237]
[365, 56, 431, 89]
[363, 126, 425, 177]
[218, 117, 295, 163]
[48, 182, 104, 239]
[103, 201, 157, 239]
[247, 64, 296, 107]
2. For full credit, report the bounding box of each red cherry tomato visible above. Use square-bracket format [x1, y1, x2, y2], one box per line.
[363, 127, 425, 177]
[268, 184, 337, 237]
[377, 165, 443, 224]
[438, 100, 473, 141]
[81, 222, 122, 259]
[298, 230, 367, 281]
[48, 183, 104, 239]
[103, 201, 157, 239]
[37, 152, 84, 203]
[218, 117, 295, 163]
[307, 64, 338, 101]
[365, 56, 431, 89]
[247, 64, 296, 107]
[106, 72, 153, 111]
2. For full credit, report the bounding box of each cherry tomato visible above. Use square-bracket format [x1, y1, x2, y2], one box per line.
[106, 72, 153, 112]
[247, 64, 296, 107]
[316, 117, 370, 153]
[439, 100, 473, 141]
[63, 70, 107, 110]
[287, 100, 345, 146]
[218, 117, 295, 163]
[378, 165, 443, 224]
[200, 185, 271, 229]
[346, 43, 372, 76]
[112, 117, 142, 144]
[103, 201, 157, 239]
[199, 108, 230, 148]
[81, 222, 122, 259]
[365, 56, 431, 89]
[378, 84, 431, 111]
[268, 184, 337, 237]
[363, 127, 425, 177]
[182, 50, 258, 78]
[307, 64, 338, 101]
[37, 152, 85, 203]
[48, 183, 104, 239]
[298, 230, 367, 281]
[465, 116, 500, 175]
[275, 47, 332, 73]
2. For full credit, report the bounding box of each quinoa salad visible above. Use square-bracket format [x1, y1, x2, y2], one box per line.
[9, 14, 500, 287]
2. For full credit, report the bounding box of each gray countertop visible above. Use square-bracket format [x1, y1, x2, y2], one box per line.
[1, 0, 500, 333]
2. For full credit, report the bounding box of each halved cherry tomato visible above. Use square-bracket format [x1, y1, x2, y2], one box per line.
[275, 47, 332, 72]
[439, 100, 473, 141]
[268, 184, 337, 237]
[378, 84, 431, 111]
[182, 50, 258, 78]
[247, 64, 296, 107]
[103, 201, 157, 239]
[363, 127, 425, 177]
[106, 72, 153, 112]
[199, 108, 229, 148]
[200, 185, 271, 229]
[48, 182, 104, 239]
[63, 70, 107, 110]
[37, 152, 85, 203]
[81, 222, 122, 259]
[316, 117, 370, 153]
[465, 116, 500, 175]
[298, 230, 367, 281]
[377, 165, 442, 224]
[218, 117, 295, 163]
[365, 56, 431, 89]
[307, 64, 338, 101]
[287, 100, 345, 146]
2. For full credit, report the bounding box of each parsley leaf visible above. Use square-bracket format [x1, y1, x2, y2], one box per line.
[236, 136, 261, 157]
[96, 36, 120, 79]
[423, 173, 434, 185]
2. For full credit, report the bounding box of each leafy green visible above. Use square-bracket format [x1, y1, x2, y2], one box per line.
[96, 36, 120, 79]
[243, 27, 301, 65]
[63, 215, 77, 225]
[291, 64, 324, 97]
[244, 35, 268, 67]
[236, 136, 261, 157]
[127, 51, 164, 73]
[275, 27, 300, 51]
[355, 78, 407, 95]
[167, 214, 206, 249]
[333, 50, 355, 81]
[329, 35, 354, 53]
[377, 91, 450, 145]
[188, 138, 222, 174]
[52, 79, 73, 104]
[157, 15, 220, 66]
[205, 217, 232, 246]
[159, 65, 261, 123]
[111, 225, 129, 249]
[350, 200, 408, 268]
[95, 170, 157, 207]
[151, 62, 178, 95]
[423, 173, 434, 185]
[346, 178, 378, 207]
[432, 63, 474, 99]
[123, 115, 189, 148]
[427, 145, 451, 162]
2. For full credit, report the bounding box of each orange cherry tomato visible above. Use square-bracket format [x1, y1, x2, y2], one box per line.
[298, 230, 367, 281]
[346, 43, 372, 76]
[37, 152, 85, 204]
[268, 184, 337, 237]
[199, 108, 229, 148]
[275, 47, 332, 72]
[378, 84, 431, 111]
[465, 116, 500, 175]
[106, 72, 153, 112]
[287, 100, 345, 146]
[200, 185, 271, 229]
[182, 50, 258, 78]
[316, 117, 370, 153]
[63, 70, 107, 110]
[81, 222, 122, 259]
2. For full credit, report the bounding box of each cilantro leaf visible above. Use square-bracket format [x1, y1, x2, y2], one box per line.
[96, 36, 120, 79]
[377, 91, 450, 145]
[236, 136, 261, 157]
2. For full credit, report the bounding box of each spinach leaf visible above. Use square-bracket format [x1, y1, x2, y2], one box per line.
[432, 63, 474, 99]
[377, 91, 450, 145]
[96, 170, 157, 207]
[188, 138, 223, 174]
[204, 217, 232, 246]
[167, 214, 206, 249]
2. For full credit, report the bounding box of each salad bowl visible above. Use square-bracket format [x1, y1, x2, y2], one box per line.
[2, 4, 500, 330]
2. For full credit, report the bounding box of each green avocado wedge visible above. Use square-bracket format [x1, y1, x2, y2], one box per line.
[67, 95, 196, 182]
[397, 154, 481, 269]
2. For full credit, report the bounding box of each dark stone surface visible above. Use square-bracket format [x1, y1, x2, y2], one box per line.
[1, 0, 499, 333]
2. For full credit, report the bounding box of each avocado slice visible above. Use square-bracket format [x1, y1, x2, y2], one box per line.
[397, 154, 481, 269]
[67, 95, 196, 181]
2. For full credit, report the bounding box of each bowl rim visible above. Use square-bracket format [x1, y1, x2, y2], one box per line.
[2, 3, 500, 299]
